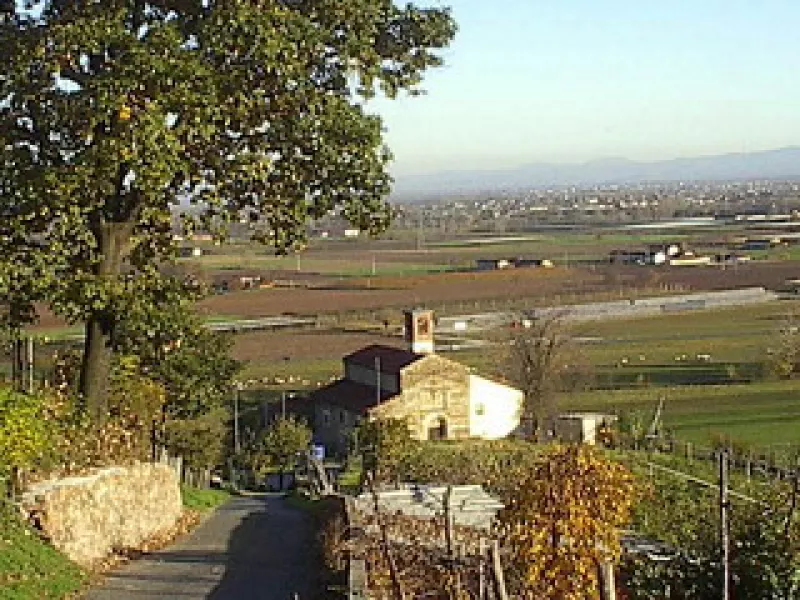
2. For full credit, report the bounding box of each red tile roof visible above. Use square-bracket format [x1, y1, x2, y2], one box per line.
[344, 344, 422, 373]
[309, 379, 397, 414]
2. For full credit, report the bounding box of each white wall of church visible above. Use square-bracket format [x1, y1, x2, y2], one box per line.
[468, 375, 522, 439]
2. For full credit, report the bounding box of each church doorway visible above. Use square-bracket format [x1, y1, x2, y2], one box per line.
[428, 417, 448, 441]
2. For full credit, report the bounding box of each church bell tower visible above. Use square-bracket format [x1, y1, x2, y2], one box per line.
[404, 309, 434, 355]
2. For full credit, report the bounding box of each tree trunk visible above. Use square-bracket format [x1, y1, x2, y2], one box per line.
[80, 316, 114, 420]
[79, 221, 134, 420]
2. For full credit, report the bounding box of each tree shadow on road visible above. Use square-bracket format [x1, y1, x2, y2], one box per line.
[208, 494, 324, 600]
[87, 549, 228, 599]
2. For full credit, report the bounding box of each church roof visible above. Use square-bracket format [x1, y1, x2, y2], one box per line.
[309, 378, 398, 414]
[344, 344, 423, 373]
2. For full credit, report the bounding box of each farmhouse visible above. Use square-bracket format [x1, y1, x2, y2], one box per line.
[475, 258, 513, 271]
[309, 309, 523, 455]
[554, 413, 617, 445]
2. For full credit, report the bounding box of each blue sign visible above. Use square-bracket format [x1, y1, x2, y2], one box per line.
[312, 444, 325, 461]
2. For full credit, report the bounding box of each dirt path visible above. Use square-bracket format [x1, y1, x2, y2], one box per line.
[85, 494, 320, 600]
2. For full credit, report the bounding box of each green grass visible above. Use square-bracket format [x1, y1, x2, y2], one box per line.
[573, 300, 800, 368]
[180, 485, 231, 511]
[238, 357, 341, 387]
[561, 379, 800, 447]
[0, 501, 86, 600]
[336, 457, 363, 495]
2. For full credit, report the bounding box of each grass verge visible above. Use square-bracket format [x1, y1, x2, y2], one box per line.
[180, 486, 231, 512]
[0, 500, 86, 600]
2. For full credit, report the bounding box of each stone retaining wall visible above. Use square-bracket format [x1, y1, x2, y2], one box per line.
[20, 463, 182, 566]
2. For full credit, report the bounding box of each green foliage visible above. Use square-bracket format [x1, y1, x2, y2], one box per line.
[0, 388, 57, 488]
[113, 287, 242, 417]
[397, 439, 542, 500]
[356, 435, 542, 499]
[0, 373, 166, 490]
[163, 406, 229, 470]
[357, 418, 419, 487]
[0, 500, 86, 600]
[246, 416, 312, 476]
[115, 301, 239, 469]
[0, 0, 456, 411]
[623, 453, 800, 599]
[179, 485, 230, 512]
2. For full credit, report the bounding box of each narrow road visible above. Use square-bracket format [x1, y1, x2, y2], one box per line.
[86, 494, 321, 600]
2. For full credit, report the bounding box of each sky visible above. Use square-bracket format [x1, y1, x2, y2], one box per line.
[371, 0, 800, 179]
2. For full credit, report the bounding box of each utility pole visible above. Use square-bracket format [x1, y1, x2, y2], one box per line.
[281, 391, 286, 419]
[234, 386, 241, 454]
[719, 451, 730, 600]
[26, 336, 34, 393]
[230, 383, 242, 490]
[11, 333, 23, 392]
[375, 356, 381, 405]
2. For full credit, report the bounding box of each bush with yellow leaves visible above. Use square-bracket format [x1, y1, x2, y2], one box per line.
[496, 443, 638, 599]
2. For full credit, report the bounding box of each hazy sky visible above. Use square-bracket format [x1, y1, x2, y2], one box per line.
[371, 0, 800, 178]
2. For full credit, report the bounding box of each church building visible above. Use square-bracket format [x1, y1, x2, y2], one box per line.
[309, 309, 523, 455]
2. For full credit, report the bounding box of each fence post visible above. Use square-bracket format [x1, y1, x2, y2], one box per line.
[444, 486, 454, 558]
[348, 558, 367, 599]
[599, 560, 616, 600]
[490, 540, 509, 600]
[479, 538, 487, 600]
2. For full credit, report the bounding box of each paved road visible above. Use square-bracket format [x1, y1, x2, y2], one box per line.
[86, 494, 320, 600]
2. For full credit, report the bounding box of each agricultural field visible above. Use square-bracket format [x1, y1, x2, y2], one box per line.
[561, 381, 800, 448]
[229, 298, 800, 451]
[8, 232, 800, 451]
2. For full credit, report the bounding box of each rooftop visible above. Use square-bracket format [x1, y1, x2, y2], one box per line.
[309, 378, 398, 414]
[345, 344, 423, 373]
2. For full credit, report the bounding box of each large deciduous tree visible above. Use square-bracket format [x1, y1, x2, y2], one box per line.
[505, 311, 586, 439]
[0, 0, 456, 417]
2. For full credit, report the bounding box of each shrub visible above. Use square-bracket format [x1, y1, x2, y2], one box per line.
[0, 388, 57, 494]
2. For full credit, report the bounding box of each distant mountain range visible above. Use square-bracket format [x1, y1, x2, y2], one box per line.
[391, 146, 800, 199]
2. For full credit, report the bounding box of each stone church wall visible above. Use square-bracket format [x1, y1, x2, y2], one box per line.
[377, 354, 471, 440]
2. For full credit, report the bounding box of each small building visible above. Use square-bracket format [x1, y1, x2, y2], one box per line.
[475, 258, 513, 271]
[554, 413, 617, 445]
[177, 246, 203, 258]
[239, 275, 262, 290]
[309, 309, 523, 456]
